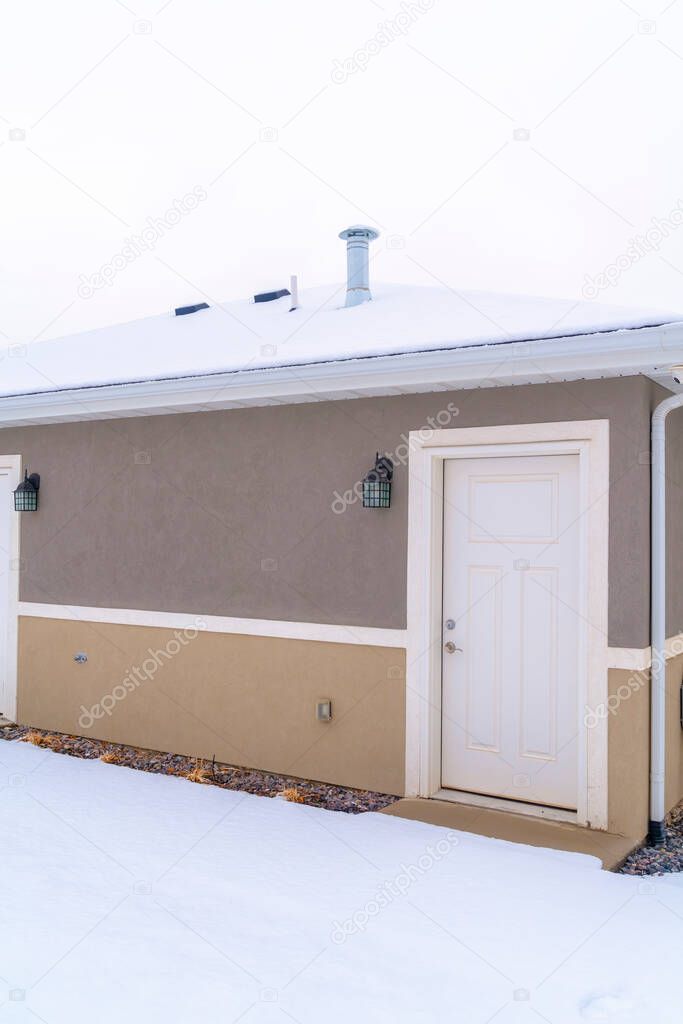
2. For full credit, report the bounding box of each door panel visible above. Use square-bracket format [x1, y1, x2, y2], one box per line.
[519, 567, 557, 760]
[441, 454, 580, 810]
[465, 566, 501, 753]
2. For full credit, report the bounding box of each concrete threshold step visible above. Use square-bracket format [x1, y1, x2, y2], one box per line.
[380, 798, 640, 871]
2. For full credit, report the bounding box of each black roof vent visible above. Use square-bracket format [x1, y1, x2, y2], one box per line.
[254, 288, 290, 304]
[175, 302, 209, 316]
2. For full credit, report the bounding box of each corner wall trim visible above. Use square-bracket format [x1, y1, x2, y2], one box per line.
[0, 456, 22, 722]
[17, 602, 407, 649]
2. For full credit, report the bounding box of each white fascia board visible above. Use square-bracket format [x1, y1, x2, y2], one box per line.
[1, 322, 683, 427]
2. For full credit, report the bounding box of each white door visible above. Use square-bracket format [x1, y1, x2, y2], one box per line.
[0, 464, 16, 719]
[441, 453, 580, 810]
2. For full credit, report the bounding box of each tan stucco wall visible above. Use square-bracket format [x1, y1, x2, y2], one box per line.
[16, 618, 683, 829]
[608, 668, 650, 838]
[608, 658, 683, 838]
[0, 375, 655, 646]
[666, 652, 683, 814]
[17, 616, 406, 795]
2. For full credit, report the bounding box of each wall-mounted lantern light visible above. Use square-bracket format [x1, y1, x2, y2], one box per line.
[362, 453, 393, 508]
[14, 470, 40, 512]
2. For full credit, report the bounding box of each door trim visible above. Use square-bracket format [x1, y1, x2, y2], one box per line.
[0, 455, 21, 722]
[405, 421, 609, 830]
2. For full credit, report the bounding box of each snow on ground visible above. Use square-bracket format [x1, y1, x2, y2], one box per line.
[1, 283, 681, 397]
[1, 741, 682, 1023]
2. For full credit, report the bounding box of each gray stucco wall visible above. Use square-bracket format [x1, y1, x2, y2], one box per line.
[662, 393, 683, 640]
[0, 375, 657, 646]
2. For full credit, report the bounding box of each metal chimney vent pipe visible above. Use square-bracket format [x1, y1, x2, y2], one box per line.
[339, 225, 380, 307]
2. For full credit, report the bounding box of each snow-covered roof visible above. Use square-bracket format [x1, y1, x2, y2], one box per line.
[1, 283, 683, 426]
[3, 283, 682, 397]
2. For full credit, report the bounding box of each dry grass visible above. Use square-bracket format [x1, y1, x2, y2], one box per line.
[22, 731, 60, 750]
[279, 787, 306, 804]
[21, 731, 46, 746]
[185, 760, 212, 784]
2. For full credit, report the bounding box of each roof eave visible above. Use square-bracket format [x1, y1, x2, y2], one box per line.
[1, 321, 683, 427]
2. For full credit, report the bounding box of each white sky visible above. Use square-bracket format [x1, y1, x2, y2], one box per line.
[2, 0, 683, 345]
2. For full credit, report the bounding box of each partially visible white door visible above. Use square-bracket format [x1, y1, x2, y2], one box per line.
[441, 454, 580, 810]
[0, 463, 17, 719]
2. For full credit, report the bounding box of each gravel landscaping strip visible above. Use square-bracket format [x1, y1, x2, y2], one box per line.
[0, 723, 398, 814]
[620, 803, 683, 875]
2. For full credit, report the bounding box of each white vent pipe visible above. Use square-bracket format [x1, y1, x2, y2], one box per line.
[338, 225, 379, 307]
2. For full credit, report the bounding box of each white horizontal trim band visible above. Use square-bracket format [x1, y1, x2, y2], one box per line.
[607, 647, 652, 672]
[607, 633, 683, 671]
[17, 603, 677, 665]
[17, 602, 407, 649]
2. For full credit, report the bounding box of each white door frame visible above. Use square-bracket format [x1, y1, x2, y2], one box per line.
[0, 455, 21, 722]
[405, 421, 610, 830]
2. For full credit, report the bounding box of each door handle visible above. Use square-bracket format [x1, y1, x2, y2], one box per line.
[444, 641, 462, 654]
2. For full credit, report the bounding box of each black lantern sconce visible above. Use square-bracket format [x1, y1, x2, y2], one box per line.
[14, 470, 40, 512]
[362, 453, 393, 508]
